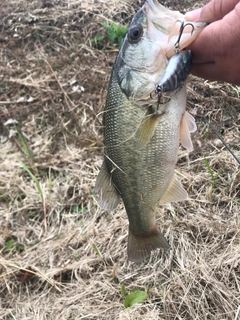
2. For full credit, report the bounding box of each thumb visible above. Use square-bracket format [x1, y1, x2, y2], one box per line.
[185, 0, 239, 22]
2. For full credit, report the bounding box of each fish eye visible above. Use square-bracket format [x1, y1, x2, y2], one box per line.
[128, 24, 143, 44]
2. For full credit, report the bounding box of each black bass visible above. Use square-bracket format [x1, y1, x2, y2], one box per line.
[95, 0, 206, 262]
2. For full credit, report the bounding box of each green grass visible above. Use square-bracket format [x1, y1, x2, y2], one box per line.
[93, 243, 103, 259]
[19, 161, 43, 201]
[204, 158, 222, 188]
[121, 284, 148, 308]
[16, 128, 32, 160]
[90, 22, 128, 49]
[101, 22, 128, 47]
[4, 239, 24, 255]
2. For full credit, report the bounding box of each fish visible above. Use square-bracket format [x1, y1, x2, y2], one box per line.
[95, 0, 206, 263]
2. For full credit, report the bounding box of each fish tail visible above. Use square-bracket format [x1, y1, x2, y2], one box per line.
[127, 229, 170, 263]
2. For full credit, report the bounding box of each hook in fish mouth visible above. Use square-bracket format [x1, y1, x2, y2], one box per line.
[174, 21, 195, 52]
[149, 90, 171, 108]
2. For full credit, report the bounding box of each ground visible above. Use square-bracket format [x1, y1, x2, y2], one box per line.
[0, 0, 240, 319]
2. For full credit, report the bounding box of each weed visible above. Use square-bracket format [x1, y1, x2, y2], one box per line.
[15, 127, 39, 175]
[72, 250, 81, 261]
[16, 128, 32, 160]
[71, 205, 88, 214]
[90, 35, 105, 49]
[4, 239, 24, 254]
[19, 161, 43, 201]
[204, 158, 222, 188]
[27, 211, 38, 218]
[102, 22, 128, 47]
[4, 239, 15, 251]
[121, 284, 148, 308]
[92, 243, 103, 259]
[233, 199, 240, 205]
[121, 284, 127, 297]
[48, 172, 53, 193]
[90, 22, 128, 49]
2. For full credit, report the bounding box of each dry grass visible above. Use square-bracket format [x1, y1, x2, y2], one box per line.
[0, 0, 240, 319]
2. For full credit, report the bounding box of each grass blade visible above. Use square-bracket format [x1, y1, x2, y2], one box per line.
[19, 161, 43, 201]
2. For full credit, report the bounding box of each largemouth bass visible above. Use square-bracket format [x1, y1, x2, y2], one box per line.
[95, 0, 206, 262]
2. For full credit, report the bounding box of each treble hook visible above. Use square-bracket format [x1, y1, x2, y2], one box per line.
[174, 21, 194, 53]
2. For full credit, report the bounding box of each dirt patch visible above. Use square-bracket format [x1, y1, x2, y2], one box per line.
[0, 0, 239, 319]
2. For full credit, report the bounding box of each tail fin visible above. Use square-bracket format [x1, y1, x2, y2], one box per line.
[127, 229, 170, 263]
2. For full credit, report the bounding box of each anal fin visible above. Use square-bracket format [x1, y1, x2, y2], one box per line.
[95, 159, 121, 212]
[160, 174, 188, 203]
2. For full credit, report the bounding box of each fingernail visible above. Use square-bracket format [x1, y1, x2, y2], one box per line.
[185, 8, 202, 21]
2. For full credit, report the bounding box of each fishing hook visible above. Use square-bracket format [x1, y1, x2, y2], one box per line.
[149, 91, 170, 109]
[157, 93, 170, 109]
[174, 21, 195, 53]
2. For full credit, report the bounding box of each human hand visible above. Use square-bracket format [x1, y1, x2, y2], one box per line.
[185, 0, 240, 85]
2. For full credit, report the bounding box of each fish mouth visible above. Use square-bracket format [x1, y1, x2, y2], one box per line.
[143, 0, 183, 35]
[143, 0, 206, 57]
[142, 0, 184, 57]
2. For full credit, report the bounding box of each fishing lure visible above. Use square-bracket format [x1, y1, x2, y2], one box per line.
[155, 21, 194, 104]
[156, 50, 192, 100]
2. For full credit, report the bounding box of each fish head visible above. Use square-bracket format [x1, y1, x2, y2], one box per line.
[114, 0, 206, 102]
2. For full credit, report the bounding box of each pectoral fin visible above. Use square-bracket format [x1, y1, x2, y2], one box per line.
[95, 159, 121, 212]
[160, 174, 188, 203]
[180, 111, 197, 152]
[136, 115, 159, 146]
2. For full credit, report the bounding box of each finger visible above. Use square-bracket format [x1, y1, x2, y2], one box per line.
[188, 23, 220, 64]
[189, 9, 240, 64]
[185, 0, 240, 22]
[191, 62, 240, 85]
